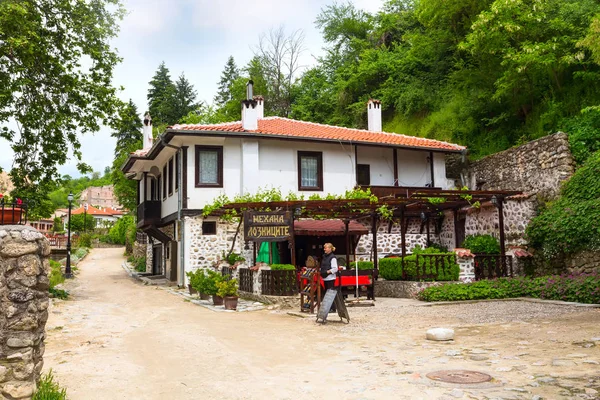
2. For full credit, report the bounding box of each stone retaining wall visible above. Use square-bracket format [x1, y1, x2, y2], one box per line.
[374, 280, 449, 299]
[238, 291, 299, 308]
[567, 250, 600, 274]
[0, 226, 50, 399]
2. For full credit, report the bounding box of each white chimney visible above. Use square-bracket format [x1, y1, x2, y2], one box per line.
[241, 80, 258, 130]
[367, 99, 382, 132]
[143, 112, 153, 150]
[253, 95, 264, 119]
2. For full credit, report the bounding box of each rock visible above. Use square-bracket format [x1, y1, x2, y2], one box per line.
[0, 241, 39, 258]
[1, 381, 35, 399]
[8, 290, 34, 303]
[585, 388, 598, 395]
[18, 255, 41, 276]
[6, 338, 34, 348]
[21, 229, 42, 242]
[426, 328, 455, 341]
[448, 389, 463, 398]
[496, 367, 512, 372]
[470, 355, 489, 361]
[0, 366, 7, 382]
[445, 350, 461, 356]
[552, 359, 576, 367]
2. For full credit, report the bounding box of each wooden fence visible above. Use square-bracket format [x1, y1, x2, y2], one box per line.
[221, 266, 232, 281]
[261, 270, 297, 296]
[474, 255, 513, 280]
[411, 254, 457, 281]
[239, 268, 254, 293]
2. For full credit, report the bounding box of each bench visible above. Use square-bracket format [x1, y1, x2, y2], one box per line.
[336, 269, 375, 300]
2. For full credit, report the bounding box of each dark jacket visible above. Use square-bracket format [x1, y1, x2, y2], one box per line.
[320, 252, 336, 278]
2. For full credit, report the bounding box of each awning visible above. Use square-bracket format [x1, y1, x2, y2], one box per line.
[294, 219, 368, 236]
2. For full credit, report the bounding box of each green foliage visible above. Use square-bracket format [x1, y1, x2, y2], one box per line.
[69, 214, 96, 233]
[0, 0, 125, 211]
[379, 249, 459, 281]
[349, 261, 374, 270]
[75, 234, 92, 249]
[108, 215, 135, 245]
[559, 110, 600, 165]
[269, 264, 296, 271]
[48, 260, 64, 289]
[216, 278, 239, 298]
[33, 370, 67, 400]
[187, 269, 208, 293]
[74, 248, 88, 259]
[418, 273, 600, 304]
[133, 256, 146, 272]
[48, 287, 69, 300]
[461, 234, 501, 254]
[214, 56, 240, 107]
[204, 270, 225, 296]
[526, 151, 600, 258]
[223, 251, 245, 265]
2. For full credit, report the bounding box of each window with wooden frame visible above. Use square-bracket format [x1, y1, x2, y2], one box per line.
[168, 157, 174, 196]
[175, 152, 180, 191]
[195, 146, 223, 187]
[357, 164, 371, 186]
[162, 165, 167, 199]
[202, 221, 217, 235]
[298, 151, 323, 191]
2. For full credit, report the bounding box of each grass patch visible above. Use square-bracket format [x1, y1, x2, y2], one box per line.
[33, 370, 67, 400]
[48, 260, 64, 289]
[49, 288, 69, 300]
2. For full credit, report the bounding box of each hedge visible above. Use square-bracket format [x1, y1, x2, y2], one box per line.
[379, 253, 459, 281]
[270, 264, 296, 271]
[349, 261, 374, 270]
[418, 273, 600, 304]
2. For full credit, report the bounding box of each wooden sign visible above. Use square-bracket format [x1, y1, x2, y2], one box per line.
[244, 210, 292, 242]
[316, 289, 350, 324]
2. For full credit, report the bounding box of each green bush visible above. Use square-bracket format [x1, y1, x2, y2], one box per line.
[33, 370, 67, 400]
[216, 278, 239, 298]
[418, 273, 600, 304]
[49, 287, 69, 300]
[75, 233, 93, 249]
[204, 270, 225, 295]
[349, 261, 374, 270]
[187, 268, 208, 293]
[269, 264, 296, 271]
[461, 235, 500, 254]
[48, 260, 64, 289]
[223, 251, 245, 265]
[379, 252, 459, 281]
[134, 256, 146, 272]
[108, 215, 135, 245]
[526, 151, 600, 258]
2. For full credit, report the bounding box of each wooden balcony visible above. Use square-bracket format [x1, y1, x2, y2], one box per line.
[137, 201, 161, 228]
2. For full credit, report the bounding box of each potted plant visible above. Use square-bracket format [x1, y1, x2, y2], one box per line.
[186, 270, 199, 295]
[0, 195, 26, 225]
[217, 278, 239, 310]
[205, 270, 225, 306]
[193, 270, 210, 300]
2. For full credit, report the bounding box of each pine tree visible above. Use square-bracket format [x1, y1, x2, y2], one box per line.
[147, 62, 177, 125]
[174, 73, 198, 122]
[214, 56, 240, 107]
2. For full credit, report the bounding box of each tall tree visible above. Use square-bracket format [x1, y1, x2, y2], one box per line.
[174, 73, 199, 122]
[214, 56, 240, 107]
[147, 62, 177, 126]
[110, 100, 142, 212]
[0, 0, 125, 216]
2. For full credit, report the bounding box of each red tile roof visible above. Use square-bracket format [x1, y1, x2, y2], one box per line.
[71, 204, 123, 216]
[171, 117, 465, 152]
[294, 219, 369, 236]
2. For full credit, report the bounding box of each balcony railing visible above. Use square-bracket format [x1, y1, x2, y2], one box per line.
[136, 201, 161, 228]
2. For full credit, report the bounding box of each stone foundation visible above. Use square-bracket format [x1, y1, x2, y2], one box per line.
[567, 250, 600, 275]
[238, 291, 299, 309]
[374, 280, 450, 299]
[0, 225, 50, 399]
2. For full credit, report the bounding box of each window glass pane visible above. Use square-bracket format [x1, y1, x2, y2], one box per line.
[199, 150, 218, 184]
[301, 156, 318, 187]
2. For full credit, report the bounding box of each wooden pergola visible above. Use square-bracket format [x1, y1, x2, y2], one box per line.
[209, 187, 522, 270]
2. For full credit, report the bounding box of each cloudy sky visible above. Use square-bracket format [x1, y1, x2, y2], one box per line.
[0, 0, 385, 178]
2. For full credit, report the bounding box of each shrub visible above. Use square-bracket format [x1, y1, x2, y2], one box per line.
[49, 287, 69, 300]
[349, 261, 374, 270]
[74, 248, 88, 259]
[187, 269, 208, 293]
[379, 252, 459, 281]
[418, 273, 600, 304]
[108, 215, 135, 245]
[33, 370, 67, 400]
[48, 260, 64, 289]
[204, 270, 225, 295]
[75, 233, 93, 249]
[223, 251, 245, 265]
[216, 278, 239, 298]
[269, 264, 296, 271]
[134, 256, 146, 272]
[461, 234, 500, 254]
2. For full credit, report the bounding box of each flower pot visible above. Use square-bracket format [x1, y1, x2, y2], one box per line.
[212, 295, 224, 306]
[200, 292, 210, 300]
[188, 284, 198, 295]
[0, 208, 24, 225]
[223, 296, 239, 310]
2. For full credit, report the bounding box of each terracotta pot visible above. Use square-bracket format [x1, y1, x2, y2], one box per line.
[188, 284, 197, 295]
[223, 296, 239, 310]
[0, 208, 24, 225]
[212, 295, 224, 306]
[200, 293, 210, 300]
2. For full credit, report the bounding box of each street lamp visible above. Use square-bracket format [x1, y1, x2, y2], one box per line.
[65, 192, 74, 278]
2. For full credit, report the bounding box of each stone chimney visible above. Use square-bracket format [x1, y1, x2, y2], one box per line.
[253, 95, 264, 119]
[242, 80, 258, 130]
[143, 112, 153, 150]
[367, 99, 382, 132]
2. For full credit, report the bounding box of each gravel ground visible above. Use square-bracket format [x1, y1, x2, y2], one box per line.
[302, 298, 595, 333]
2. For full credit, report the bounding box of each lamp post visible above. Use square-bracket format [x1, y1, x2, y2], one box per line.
[83, 203, 88, 233]
[65, 192, 73, 278]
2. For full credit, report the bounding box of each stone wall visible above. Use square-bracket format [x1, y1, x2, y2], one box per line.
[0, 226, 50, 399]
[567, 250, 600, 274]
[465, 132, 575, 199]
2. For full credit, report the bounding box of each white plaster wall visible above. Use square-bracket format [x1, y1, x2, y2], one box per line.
[356, 146, 395, 186]
[433, 152, 450, 189]
[257, 141, 356, 196]
[241, 139, 259, 194]
[138, 179, 145, 204]
[397, 149, 430, 187]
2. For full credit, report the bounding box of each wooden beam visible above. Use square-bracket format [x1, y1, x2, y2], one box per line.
[354, 145, 359, 186]
[429, 151, 435, 187]
[344, 219, 350, 267]
[400, 206, 406, 258]
[371, 213, 378, 273]
[182, 146, 188, 209]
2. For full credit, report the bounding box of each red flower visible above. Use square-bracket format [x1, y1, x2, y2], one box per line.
[16, 198, 22, 205]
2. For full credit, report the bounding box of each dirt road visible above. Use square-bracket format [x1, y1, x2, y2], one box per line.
[44, 248, 600, 400]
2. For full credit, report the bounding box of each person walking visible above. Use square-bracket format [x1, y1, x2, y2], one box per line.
[320, 243, 339, 312]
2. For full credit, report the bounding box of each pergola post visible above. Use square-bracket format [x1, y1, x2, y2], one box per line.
[344, 219, 350, 266]
[371, 213, 378, 275]
[497, 196, 506, 258]
[400, 206, 406, 258]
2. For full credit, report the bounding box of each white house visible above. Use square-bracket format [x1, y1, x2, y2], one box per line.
[122, 83, 466, 285]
